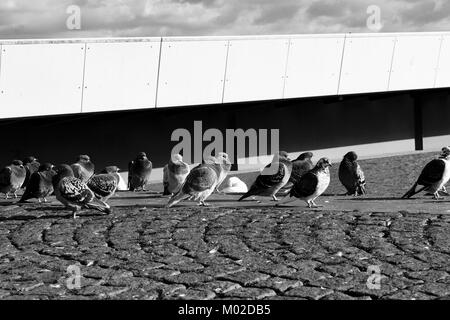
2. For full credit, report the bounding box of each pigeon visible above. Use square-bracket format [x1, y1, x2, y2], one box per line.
[0, 160, 27, 199]
[71, 155, 95, 183]
[101, 166, 127, 191]
[239, 151, 293, 201]
[22, 156, 40, 188]
[87, 173, 119, 202]
[338, 151, 366, 196]
[278, 152, 314, 195]
[402, 147, 450, 200]
[277, 157, 332, 208]
[220, 177, 248, 194]
[52, 164, 111, 219]
[128, 152, 153, 191]
[163, 154, 190, 195]
[166, 153, 230, 208]
[205, 152, 232, 192]
[19, 163, 56, 203]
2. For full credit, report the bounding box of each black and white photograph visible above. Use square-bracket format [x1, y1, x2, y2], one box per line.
[0, 0, 449, 311]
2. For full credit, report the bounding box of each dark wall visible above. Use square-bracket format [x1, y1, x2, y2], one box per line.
[0, 88, 449, 170]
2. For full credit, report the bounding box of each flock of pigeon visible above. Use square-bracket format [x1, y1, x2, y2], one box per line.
[0, 146, 449, 219]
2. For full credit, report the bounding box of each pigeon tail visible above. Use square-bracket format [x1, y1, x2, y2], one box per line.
[401, 183, 425, 199]
[166, 190, 189, 208]
[238, 191, 254, 201]
[85, 198, 111, 214]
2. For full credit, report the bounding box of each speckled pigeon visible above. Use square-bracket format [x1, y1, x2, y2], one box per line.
[339, 151, 366, 196]
[87, 173, 119, 202]
[277, 157, 332, 207]
[53, 164, 111, 219]
[239, 151, 292, 201]
[101, 166, 127, 191]
[0, 160, 27, 199]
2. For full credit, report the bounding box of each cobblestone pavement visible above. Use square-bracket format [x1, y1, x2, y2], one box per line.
[0, 152, 449, 300]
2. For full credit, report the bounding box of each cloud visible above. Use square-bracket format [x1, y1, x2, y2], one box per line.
[0, 0, 449, 39]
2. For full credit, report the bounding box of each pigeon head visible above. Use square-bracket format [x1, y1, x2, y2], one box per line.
[273, 151, 290, 162]
[78, 155, 91, 162]
[296, 152, 313, 161]
[23, 156, 38, 164]
[316, 158, 332, 169]
[171, 154, 183, 163]
[344, 151, 358, 162]
[440, 147, 450, 159]
[38, 163, 54, 172]
[137, 152, 147, 160]
[12, 160, 24, 168]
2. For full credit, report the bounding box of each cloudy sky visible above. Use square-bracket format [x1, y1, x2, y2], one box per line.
[0, 0, 449, 39]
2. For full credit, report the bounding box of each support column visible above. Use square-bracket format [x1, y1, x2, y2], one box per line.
[413, 94, 424, 151]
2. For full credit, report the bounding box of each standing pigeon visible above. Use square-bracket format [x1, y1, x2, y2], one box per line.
[277, 158, 332, 208]
[53, 164, 111, 219]
[71, 155, 95, 183]
[0, 160, 27, 199]
[239, 151, 292, 201]
[101, 166, 127, 191]
[87, 173, 119, 202]
[163, 154, 190, 195]
[166, 153, 230, 208]
[205, 152, 232, 192]
[128, 152, 153, 191]
[339, 151, 366, 196]
[278, 152, 314, 195]
[402, 147, 450, 200]
[22, 156, 40, 188]
[19, 163, 56, 203]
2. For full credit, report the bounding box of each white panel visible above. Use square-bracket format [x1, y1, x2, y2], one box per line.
[434, 36, 450, 88]
[339, 36, 395, 94]
[284, 36, 344, 98]
[157, 40, 228, 108]
[223, 39, 289, 103]
[0, 43, 85, 118]
[389, 35, 441, 91]
[82, 42, 160, 113]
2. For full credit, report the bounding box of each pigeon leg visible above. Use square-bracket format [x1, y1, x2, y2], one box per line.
[72, 208, 79, 219]
[311, 200, 322, 208]
[13, 192, 18, 199]
[44, 198, 47, 203]
[272, 195, 279, 201]
[5, 193, 9, 200]
[198, 201, 209, 207]
[433, 192, 443, 200]
[38, 198, 42, 204]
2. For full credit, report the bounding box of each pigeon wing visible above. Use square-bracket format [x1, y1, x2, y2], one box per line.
[356, 163, 365, 184]
[87, 174, 118, 198]
[183, 166, 217, 193]
[60, 177, 94, 205]
[417, 159, 445, 186]
[291, 172, 319, 198]
[255, 162, 286, 188]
